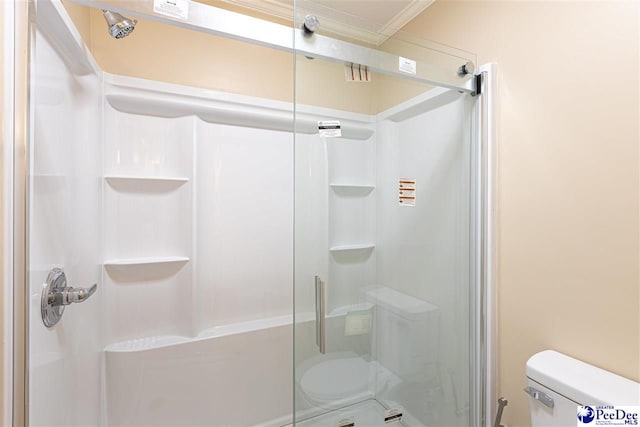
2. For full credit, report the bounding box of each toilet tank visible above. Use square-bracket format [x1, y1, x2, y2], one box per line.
[366, 287, 439, 380]
[526, 350, 640, 427]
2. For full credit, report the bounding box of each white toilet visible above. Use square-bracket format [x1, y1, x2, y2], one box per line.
[298, 351, 375, 408]
[366, 287, 440, 381]
[298, 287, 440, 408]
[526, 350, 640, 426]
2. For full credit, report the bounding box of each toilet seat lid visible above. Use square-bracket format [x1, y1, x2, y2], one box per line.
[301, 354, 372, 401]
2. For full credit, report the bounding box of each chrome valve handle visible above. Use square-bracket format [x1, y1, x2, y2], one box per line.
[41, 268, 98, 327]
[47, 283, 97, 306]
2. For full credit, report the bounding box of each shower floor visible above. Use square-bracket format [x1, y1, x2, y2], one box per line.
[294, 399, 406, 427]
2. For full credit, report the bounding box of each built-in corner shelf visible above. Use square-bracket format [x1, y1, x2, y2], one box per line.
[105, 175, 189, 192]
[329, 244, 375, 252]
[329, 183, 375, 195]
[104, 256, 190, 281]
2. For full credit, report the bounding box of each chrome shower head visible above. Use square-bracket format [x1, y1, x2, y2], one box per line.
[102, 10, 137, 39]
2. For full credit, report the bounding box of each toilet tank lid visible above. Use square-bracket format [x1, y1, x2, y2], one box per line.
[365, 287, 438, 320]
[526, 350, 640, 405]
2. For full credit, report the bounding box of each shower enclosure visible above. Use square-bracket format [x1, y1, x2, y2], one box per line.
[4, 0, 497, 425]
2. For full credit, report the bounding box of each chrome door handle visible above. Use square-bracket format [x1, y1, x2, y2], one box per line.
[524, 386, 555, 408]
[315, 275, 326, 354]
[41, 268, 98, 327]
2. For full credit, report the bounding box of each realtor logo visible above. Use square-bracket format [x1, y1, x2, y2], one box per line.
[578, 406, 640, 426]
[578, 406, 596, 424]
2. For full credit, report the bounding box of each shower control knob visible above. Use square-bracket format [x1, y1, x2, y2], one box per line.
[458, 61, 475, 76]
[47, 283, 97, 306]
[41, 268, 98, 328]
[303, 15, 320, 34]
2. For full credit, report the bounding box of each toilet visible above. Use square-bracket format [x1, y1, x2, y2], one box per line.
[297, 287, 440, 415]
[526, 350, 640, 426]
[298, 351, 374, 407]
[366, 287, 440, 381]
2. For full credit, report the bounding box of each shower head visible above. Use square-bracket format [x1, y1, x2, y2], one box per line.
[102, 10, 137, 39]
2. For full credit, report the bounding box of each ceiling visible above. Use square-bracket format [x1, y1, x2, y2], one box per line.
[217, 0, 436, 45]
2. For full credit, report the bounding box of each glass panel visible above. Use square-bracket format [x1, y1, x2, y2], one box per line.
[293, 4, 479, 426]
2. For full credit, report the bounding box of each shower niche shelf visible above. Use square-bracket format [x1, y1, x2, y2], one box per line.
[329, 244, 375, 252]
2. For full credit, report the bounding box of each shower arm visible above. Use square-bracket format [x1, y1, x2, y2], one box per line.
[64, 0, 476, 93]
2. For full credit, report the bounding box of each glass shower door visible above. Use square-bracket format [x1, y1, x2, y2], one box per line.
[293, 10, 481, 426]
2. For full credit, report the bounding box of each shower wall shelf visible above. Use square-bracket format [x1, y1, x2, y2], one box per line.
[104, 256, 190, 268]
[104, 334, 191, 352]
[329, 244, 375, 252]
[329, 184, 375, 193]
[105, 175, 190, 185]
[329, 184, 375, 189]
[104, 256, 189, 267]
[104, 257, 190, 282]
[104, 175, 189, 182]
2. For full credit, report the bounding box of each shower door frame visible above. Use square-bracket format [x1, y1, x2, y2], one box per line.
[63, 0, 478, 93]
[3, 0, 30, 425]
[477, 63, 499, 427]
[3, 0, 498, 425]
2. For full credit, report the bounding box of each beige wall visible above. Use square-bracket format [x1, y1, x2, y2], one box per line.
[87, 8, 295, 103]
[402, 1, 640, 426]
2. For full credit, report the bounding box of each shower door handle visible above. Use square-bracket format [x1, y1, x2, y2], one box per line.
[315, 276, 326, 354]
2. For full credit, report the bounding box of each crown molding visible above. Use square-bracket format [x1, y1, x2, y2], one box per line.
[218, 0, 435, 46]
[379, 0, 435, 38]
[220, 0, 293, 20]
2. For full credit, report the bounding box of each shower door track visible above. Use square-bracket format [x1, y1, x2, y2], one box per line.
[65, 0, 477, 93]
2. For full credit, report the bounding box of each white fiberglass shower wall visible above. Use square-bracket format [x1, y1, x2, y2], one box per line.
[29, 4, 103, 424]
[30, 4, 297, 424]
[19, 1, 495, 426]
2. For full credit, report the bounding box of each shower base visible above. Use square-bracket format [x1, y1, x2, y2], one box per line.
[294, 399, 407, 427]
